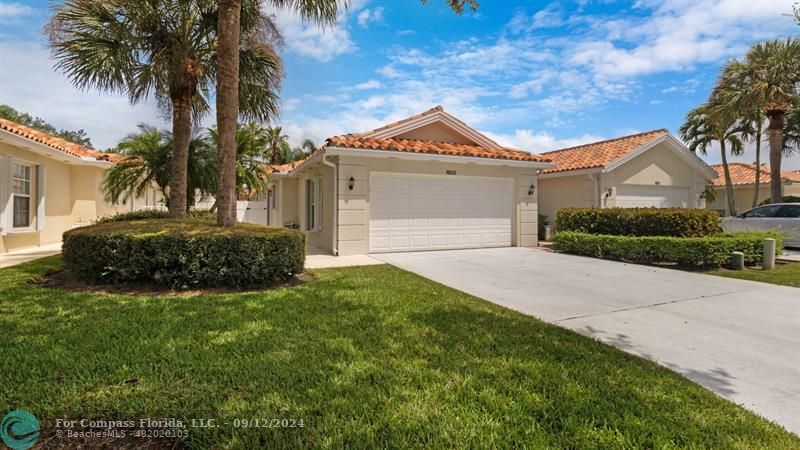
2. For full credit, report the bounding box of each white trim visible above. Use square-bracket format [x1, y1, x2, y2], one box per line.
[364, 109, 503, 149]
[0, 130, 113, 168]
[604, 134, 718, 179]
[538, 167, 603, 179]
[324, 147, 555, 169]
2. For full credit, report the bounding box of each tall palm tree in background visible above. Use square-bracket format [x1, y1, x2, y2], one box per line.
[737, 109, 765, 208]
[292, 138, 317, 161]
[712, 38, 800, 203]
[680, 106, 744, 215]
[102, 124, 216, 207]
[264, 126, 293, 163]
[208, 123, 274, 197]
[48, 0, 282, 219]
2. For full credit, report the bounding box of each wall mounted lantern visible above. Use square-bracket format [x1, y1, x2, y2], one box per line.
[699, 191, 707, 199]
[528, 184, 536, 196]
[348, 176, 356, 191]
[604, 187, 613, 198]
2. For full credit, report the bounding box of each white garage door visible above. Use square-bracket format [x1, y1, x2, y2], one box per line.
[369, 173, 513, 253]
[616, 185, 689, 208]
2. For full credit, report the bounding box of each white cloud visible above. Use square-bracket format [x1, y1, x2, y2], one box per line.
[354, 79, 382, 90]
[396, 29, 416, 37]
[377, 64, 403, 78]
[0, 41, 164, 149]
[508, 3, 565, 32]
[483, 129, 605, 153]
[0, 2, 32, 18]
[270, 7, 356, 62]
[357, 7, 384, 28]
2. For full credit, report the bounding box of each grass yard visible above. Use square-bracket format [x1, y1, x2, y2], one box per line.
[1, 257, 797, 448]
[709, 261, 800, 287]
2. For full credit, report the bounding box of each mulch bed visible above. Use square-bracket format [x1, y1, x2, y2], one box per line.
[34, 269, 314, 297]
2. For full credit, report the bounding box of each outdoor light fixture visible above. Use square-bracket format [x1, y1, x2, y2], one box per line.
[604, 187, 613, 198]
[348, 176, 355, 191]
[699, 191, 707, 199]
[528, 184, 536, 196]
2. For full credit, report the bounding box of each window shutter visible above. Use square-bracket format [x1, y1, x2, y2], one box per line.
[36, 165, 46, 232]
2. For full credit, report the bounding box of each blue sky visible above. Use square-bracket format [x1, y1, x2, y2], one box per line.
[1, 0, 798, 169]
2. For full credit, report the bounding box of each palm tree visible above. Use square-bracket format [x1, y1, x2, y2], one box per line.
[208, 123, 273, 197]
[102, 124, 216, 208]
[291, 138, 317, 161]
[215, 0, 341, 226]
[680, 105, 744, 216]
[738, 109, 765, 208]
[262, 126, 293, 164]
[711, 38, 800, 203]
[213, 0, 481, 227]
[48, 0, 282, 219]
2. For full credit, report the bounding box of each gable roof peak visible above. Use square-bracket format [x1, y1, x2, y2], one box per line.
[541, 128, 669, 156]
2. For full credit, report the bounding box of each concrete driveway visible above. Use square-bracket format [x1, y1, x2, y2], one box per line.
[374, 247, 800, 435]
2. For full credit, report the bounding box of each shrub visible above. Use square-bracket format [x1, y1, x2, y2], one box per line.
[759, 196, 800, 206]
[95, 209, 215, 224]
[552, 231, 782, 268]
[63, 220, 305, 288]
[556, 208, 721, 237]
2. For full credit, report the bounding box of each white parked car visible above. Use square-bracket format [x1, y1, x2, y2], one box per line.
[722, 203, 800, 248]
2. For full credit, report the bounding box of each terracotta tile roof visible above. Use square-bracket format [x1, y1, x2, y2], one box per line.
[263, 159, 305, 174]
[0, 117, 122, 163]
[711, 163, 800, 186]
[325, 135, 550, 163]
[540, 129, 669, 174]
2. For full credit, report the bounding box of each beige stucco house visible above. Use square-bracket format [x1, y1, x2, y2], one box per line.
[708, 163, 800, 216]
[262, 106, 554, 255]
[537, 129, 718, 223]
[0, 118, 157, 255]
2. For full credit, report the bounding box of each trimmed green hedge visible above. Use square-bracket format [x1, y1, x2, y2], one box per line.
[552, 231, 782, 268]
[556, 208, 721, 237]
[95, 209, 216, 224]
[63, 220, 305, 288]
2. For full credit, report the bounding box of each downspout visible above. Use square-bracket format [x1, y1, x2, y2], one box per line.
[321, 153, 338, 256]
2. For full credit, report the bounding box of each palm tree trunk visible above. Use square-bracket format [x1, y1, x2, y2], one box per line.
[216, 0, 241, 228]
[752, 121, 762, 208]
[720, 141, 736, 216]
[766, 112, 785, 204]
[168, 95, 192, 218]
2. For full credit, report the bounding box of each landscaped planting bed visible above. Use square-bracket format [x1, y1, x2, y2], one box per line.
[63, 220, 305, 288]
[552, 231, 781, 268]
[556, 207, 721, 237]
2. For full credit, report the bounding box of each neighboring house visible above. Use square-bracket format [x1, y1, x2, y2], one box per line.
[264, 106, 554, 255]
[0, 118, 159, 254]
[537, 129, 717, 222]
[708, 163, 800, 216]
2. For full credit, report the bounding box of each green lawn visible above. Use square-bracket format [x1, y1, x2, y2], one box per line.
[709, 260, 800, 287]
[1, 257, 797, 449]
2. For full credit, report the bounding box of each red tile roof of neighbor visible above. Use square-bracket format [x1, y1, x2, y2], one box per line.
[540, 129, 669, 174]
[711, 163, 800, 186]
[0, 117, 123, 163]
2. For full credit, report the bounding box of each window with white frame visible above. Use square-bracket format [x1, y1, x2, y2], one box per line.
[12, 163, 32, 228]
[305, 177, 322, 231]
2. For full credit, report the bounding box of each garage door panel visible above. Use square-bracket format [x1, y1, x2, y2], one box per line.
[369, 173, 513, 253]
[616, 185, 689, 208]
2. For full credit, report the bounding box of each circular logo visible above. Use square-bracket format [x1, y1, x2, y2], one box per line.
[1, 410, 40, 450]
